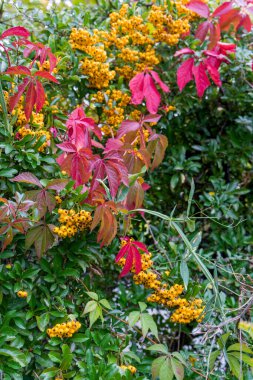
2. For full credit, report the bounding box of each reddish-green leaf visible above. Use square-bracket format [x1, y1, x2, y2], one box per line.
[46, 179, 69, 191]
[11, 172, 42, 188]
[25, 224, 55, 258]
[90, 201, 118, 246]
[1, 227, 13, 252]
[148, 134, 168, 171]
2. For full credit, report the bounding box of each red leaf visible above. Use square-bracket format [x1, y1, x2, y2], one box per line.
[195, 21, 210, 42]
[6, 65, 31, 76]
[119, 246, 135, 277]
[104, 138, 124, 153]
[133, 241, 149, 253]
[129, 72, 145, 104]
[25, 82, 37, 120]
[1, 26, 30, 39]
[34, 70, 59, 83]
[115, 237, 149, 277]
[219, 8, 241, 31]
[48, 51, 57, 73]
[117, 120, 140, 138]
[177, 58, 194, 92]
[174, 48, 195, 57]
[115, 243, 129, 261]
[9, 78, 30, 113]
[206, 64, 221, 86]
[143, 74, 161, 114]
[212, 2, 233, 18]
[134, 247, 142, 274]
[11, 172, 43, 188]
[186, 0, 210, 18]
[142, 114, 161, 123]
[66, 107, 101, 150]
[150, 70, 170, 93]
[56, 142, 77, 153]
[35, 80, 45, 113]
[192, 63, 211, 97]
[70, 150, 92, 186]
[217, 42, 236, 54]
[237, 14, 252, 32]
[130, 71, 168, 114]
[91, 153, 129, 198]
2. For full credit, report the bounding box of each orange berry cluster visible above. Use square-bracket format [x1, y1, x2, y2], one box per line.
[148, 4, 191, 46]
[37, 59, 58, 74]
[120, 365, 137, 374]
[17, 126, 51, 152]
[53, 209, 92, 238]
[117, 240, 204, 324]
[47, 320, 81, 338]
[17, 290, 28, 298]
[69, 28, 115, 89]
[69, 2, 194, 85]
[92, 89, 130, 136]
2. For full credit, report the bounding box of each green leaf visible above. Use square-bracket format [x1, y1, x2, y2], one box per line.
[70, 334, 89, 343]
[170, 174, 179, 191]
[99, 298, 112, 309]
[140, 313, 158, 339]
[139, 302, 147, 312]
[0, 347, 29, 367]
[180, 261, 189, 290]
[186, 219, 195, 232]
[171, 357, 184, 380]
[89, 305, 102, 327]
[83, 300, 98, 314]
[217, 332, 231, 349]
[159, 357, 174, 380]
[36, 313, 50, 332]
[227, 354, 242, 379]
[151, 356, 167, 379]
[147, 344, 168, 354]
[0, 168, 18, 178]
[229, 351, 253, 367]
[48, 351, 61, 363]
[228, 343, 253, 355]
[209, 350, 220, 370]
[128, 311, 140, 328]
[122, 351, 141, 364]
[61, 344, 73, 370]
[86, 291, 98, 301]
[171, 352, 187, 366]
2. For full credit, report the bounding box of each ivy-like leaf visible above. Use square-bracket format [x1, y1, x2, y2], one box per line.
[25, 224, 55, 258]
